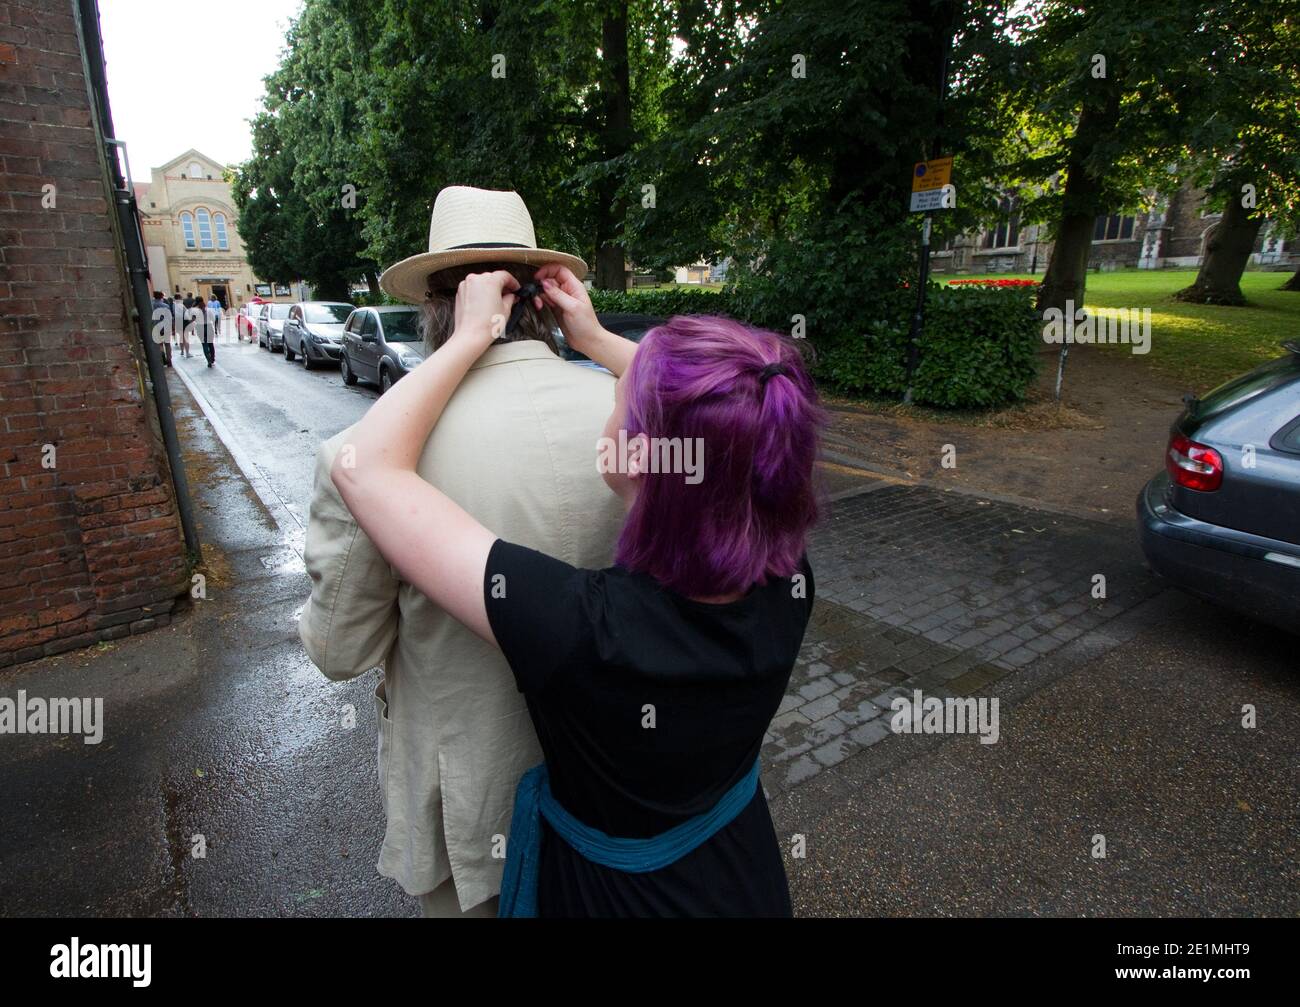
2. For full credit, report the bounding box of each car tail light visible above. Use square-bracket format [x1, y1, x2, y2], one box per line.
[1166, 433, 1223, 491]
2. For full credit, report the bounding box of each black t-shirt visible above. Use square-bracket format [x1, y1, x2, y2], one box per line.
[484, 539, 815, 917]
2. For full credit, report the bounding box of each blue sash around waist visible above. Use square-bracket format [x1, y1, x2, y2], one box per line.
[497, 758, 762, 918]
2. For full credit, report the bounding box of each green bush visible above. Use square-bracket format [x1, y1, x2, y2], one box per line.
[827, 282, 1042, 408]
[589, 286, 740, 318]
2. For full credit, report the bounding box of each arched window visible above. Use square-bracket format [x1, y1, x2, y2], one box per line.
[189, 161, 202, 179]
[180, 211, 196, 249]
[196, 208, 213, 249]
[214, 212, 229, 250]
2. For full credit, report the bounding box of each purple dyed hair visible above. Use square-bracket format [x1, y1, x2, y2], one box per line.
[614, 314, 825, 597]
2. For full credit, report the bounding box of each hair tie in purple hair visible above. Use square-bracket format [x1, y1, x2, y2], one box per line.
[758, 362, 789, 385]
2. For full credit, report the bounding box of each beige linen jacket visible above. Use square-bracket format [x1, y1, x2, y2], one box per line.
[299, 341, 625, 911]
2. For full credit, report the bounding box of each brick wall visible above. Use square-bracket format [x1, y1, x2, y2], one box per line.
[0, 0, 189, 667]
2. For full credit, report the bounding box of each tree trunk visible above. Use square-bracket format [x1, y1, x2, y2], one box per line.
[1279, 265, 1300, 291]
[1036, 93, 1119, 316]
[593, 1, 632, 290]
[365, 268, 381, 301]
[1173, 190, 1264, 306]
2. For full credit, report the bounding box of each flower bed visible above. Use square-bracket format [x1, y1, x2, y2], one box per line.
[946, 278, 1041, 287]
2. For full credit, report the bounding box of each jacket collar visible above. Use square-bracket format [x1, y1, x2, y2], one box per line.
[469, 339, 562, 371]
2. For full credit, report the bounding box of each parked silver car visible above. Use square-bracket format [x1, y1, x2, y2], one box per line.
[257, 302, 292, 352]
[1137, 340, 1300, 633]
[283, 301, 353, 369]
[340, 306, 425, 393]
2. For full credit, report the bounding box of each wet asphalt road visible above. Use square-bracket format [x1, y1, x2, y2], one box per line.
[179, 334, 380, 531]
[0, 356, 413, 916]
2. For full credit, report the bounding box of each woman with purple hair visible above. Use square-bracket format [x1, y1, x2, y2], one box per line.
[332, 263, 823, 917]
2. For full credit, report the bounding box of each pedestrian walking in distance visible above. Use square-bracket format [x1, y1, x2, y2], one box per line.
[193, 295, 216, 368]
[151, 291, 172, 367]
[174, 294, 190, 357]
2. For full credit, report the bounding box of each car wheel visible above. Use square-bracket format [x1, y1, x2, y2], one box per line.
[302, 342, 314, 369]
[341, 354, 357, 386]
[380, 365, 393, 395]
[284, 339, 295, 362]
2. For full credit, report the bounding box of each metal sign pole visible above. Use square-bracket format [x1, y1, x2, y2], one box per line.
[903, 213, 933, 405]
[901, 17, 952, 405]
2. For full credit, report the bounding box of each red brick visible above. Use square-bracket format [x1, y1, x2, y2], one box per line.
[0, 18, 188, 666]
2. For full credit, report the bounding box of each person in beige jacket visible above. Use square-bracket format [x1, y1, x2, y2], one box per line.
[299, 187, 623, 916]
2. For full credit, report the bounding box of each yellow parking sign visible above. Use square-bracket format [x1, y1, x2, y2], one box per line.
[912, 157, 952, 192]
[910, 157, 953, 212]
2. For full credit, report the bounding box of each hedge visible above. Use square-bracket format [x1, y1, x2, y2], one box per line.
[588, 287, 739, 318]
[589, 282, 1040, 409]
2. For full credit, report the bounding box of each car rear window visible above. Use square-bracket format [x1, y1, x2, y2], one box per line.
[1191, 352, 1300, 422]
[1277, 417, 1300, 453]
[306, 304, 353, 323]
[382, 310, 421, 342]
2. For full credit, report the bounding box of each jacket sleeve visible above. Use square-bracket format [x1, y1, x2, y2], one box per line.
[299, 433, 400, 680]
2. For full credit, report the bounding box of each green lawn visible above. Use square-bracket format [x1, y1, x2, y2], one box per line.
[948, 269, 1300, 391]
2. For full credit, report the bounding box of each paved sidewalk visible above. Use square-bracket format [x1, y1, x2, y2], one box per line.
[770, 483, 1164, 794]
[0, 378, 412, 917]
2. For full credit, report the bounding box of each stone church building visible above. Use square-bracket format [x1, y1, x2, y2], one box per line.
[933, 181, 1297, 276]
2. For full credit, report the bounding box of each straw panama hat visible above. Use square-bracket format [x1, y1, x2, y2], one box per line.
[379, 185, 589, 304]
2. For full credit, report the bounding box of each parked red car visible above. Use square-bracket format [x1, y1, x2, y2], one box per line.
[236, 300, 264, 341]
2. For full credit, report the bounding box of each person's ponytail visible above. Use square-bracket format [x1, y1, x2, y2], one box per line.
[419, 262, 557, 354]
[749, 349, 823, 556]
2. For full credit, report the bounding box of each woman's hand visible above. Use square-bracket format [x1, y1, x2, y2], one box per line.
[450, 269, 520, 351]
[535, 263, 603, 354]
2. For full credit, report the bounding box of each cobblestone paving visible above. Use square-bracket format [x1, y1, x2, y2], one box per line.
[762, 484, 1165, 794]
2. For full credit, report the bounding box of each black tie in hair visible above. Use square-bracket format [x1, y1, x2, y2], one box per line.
[504, 281, 543, 336]
[758, 362, 789, 385]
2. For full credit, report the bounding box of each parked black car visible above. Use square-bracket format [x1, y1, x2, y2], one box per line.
[340, 306, 425, 393]
[1137, 340, 1300, 633]
[283, 301, 353, 369]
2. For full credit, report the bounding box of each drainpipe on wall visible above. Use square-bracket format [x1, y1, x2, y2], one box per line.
[73, 0, 202, 558]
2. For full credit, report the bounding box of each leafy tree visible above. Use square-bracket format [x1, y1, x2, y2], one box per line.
[326, 0, 606, 276]
[232, 2, 381, 300]
[625, 0, 1022, 360]
[1172, 2, 1300, 305]
[995, 1, 1231, 315]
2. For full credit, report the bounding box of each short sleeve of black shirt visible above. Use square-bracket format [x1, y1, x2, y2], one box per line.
[483, 538, 597, 694]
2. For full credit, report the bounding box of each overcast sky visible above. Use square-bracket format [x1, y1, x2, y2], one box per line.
[98, 0, 304, 182]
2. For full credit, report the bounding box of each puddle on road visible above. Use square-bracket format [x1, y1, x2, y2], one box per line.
[259, 548, 306, 575]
